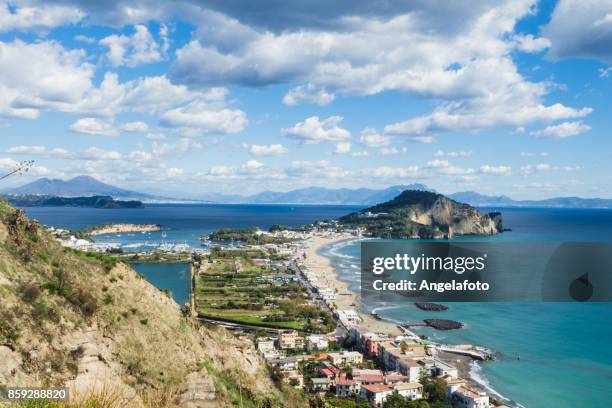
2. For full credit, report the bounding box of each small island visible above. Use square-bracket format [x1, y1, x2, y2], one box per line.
[85, 223, 162, 236]
[339, 190, 502, 239]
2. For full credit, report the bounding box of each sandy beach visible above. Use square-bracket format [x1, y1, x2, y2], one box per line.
[303, 234, 403, 336]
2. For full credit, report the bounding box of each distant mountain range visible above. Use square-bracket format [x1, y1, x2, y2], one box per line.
[3, 176, 153, 200]
[447, 191, 612, 209]
[4, 176, 612, 208]
[233, 184, 432, 205]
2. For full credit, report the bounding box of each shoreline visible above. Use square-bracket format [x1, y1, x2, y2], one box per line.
[306, 234, 519, 407]
[303, 235, 404, 336]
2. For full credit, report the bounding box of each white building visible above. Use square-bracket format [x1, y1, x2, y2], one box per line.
[451, 386, 489, 408]
[434, 359, 458, 379]
[318, 287, 337, 300]
[307, 334, 329, 351]
[397, 358, 423, 382]
[336, 309, 361, 327]
[256, 337, 276, 352]
[394, 382, 423, 400]
[327, 351, 363, 366]
[360, 384, 393, 407]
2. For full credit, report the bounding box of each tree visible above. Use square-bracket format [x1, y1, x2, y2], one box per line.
[384, 394, 410, 408]
[429, 402, 452, 408]
[309, 395, 325, 408]
[383, 395, 430, 408]
[423, 378, 447, 403]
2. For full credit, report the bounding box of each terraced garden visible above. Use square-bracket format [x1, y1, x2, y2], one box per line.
[194, 253, 334, 332]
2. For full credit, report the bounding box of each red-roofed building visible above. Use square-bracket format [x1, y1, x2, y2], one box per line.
[384, 374, 409, 384]
[319, 367, 336, 379]
[356, 374, 385, 385]
[451, 385, 489, 408]
[335, 376, 357, 397]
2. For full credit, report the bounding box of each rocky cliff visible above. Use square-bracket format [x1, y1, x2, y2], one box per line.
[339, 190, 503, 239]
[0, 200, 304, 407]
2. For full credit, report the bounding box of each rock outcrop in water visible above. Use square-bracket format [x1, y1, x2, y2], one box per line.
[424, 319, 463, 330]
[415, 302, 448, 311]
[339, 190, 503, 239]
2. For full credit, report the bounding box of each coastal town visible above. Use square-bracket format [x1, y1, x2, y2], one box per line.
[47, 221, 508, 408]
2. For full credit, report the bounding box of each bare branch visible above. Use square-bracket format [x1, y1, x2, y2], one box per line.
[0, 160, 35, 182]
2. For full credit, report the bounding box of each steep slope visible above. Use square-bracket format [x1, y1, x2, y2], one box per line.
[339, 190, 502, 239]
[0, 200, 303, 407]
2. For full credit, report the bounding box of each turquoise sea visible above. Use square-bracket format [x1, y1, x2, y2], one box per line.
[20, 204, 612, 407]
[320, 208, 612, 408]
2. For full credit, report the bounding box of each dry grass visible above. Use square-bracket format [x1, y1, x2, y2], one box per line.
[140, 385, 181, 408]
[0, 200, 306, 408]
[69, 383, 127, 408]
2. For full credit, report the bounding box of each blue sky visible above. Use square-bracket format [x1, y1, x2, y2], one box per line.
[1, 0, 611, 199]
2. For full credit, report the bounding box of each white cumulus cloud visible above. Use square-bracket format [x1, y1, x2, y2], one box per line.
[282, 116, 350, 143]
[0, 2, 83, 33]
[283, 83, 335, 106]
[69, 118, 118, 136]
[479, 165, 512, 175]
[100, 24, 165, 67]
[530, 121, 591, 138]
[543, 0, 612, 63]
[360, 128, 391, 147]
[120, 121, 149, 133]
[160, 100, 247, 135]
[246, 144, 288, 156]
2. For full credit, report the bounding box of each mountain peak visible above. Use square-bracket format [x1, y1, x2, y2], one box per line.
[69, 175, 98, 182]
[3, 175, 149, 199]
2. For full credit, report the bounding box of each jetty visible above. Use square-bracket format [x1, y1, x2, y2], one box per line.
[435, 345, 494, 361]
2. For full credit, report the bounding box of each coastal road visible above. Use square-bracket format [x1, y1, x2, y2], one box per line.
[290, 260, 349, 336]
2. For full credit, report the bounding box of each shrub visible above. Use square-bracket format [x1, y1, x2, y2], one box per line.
[32, 299, 60, 323]
[70, 288, 99, 316]
[103, 294, 113, 305]
[37, 251, 50, 263]
[140, 319, 148, 325]
[0, 316, 19, 342]
[19, 282, 42, 302]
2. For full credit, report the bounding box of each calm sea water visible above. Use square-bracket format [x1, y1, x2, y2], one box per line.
[23, 203, 362, 250]
[130, 262, 191, 304]
[20, 204, 612, 407]
[321, 208, 612, 408]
